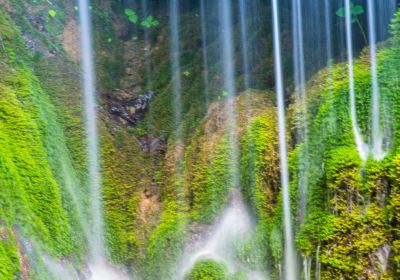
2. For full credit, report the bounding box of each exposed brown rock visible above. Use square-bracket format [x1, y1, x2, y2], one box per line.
[62, 19, 80, 63]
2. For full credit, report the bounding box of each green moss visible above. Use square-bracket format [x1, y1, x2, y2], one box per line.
[0, 227, 20, 278]
[188, 136, 235, 223]
[185, 259, 228, 280]
[144, 201, 186, 280]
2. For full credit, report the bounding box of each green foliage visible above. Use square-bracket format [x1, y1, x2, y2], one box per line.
[336, 2, 364, 22]
[124, 8, 138, 24]
[0, 228, 20, 278]
[189, 137, 235, 223]
[141, 15, 160, 28]
[144, 201, 186, 280]
[48, 9, 56, 18]
[185, 259, 228, 280]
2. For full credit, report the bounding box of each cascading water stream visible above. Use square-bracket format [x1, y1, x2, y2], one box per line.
[344, 0, 369, 161]
[177, 1, 269, 278]
[170, 0, 183, 140]
[291, 0, 309, 217]
[271, 0, 297, 279]
[78, 0, 129, 278]
[78, 0, 103, 260]
[178, 189, 268, 280]
[200, 0, 210, 107]
[367, 0, 386, 160]
[239, 0, 250, 90]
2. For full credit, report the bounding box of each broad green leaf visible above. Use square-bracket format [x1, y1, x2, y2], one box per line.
[336, 7, 345, 17]
[351, 5, 365, 16]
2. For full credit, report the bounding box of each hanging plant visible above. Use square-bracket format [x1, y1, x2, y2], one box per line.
[336, 2, 367, 44]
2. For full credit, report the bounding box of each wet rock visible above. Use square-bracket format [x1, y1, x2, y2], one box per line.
[137, 134, 167, 154]
[107, 91, 154, 126]
[28, 15, 47, 34]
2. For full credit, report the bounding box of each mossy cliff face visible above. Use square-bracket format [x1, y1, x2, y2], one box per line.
[0, 6, 86, 278]
[290, 11, 400, 279]
[1, 0, 400, 279]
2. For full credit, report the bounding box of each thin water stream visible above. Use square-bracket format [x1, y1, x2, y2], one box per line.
[271, 0, 297, 278]
[344, 0, 369, 161]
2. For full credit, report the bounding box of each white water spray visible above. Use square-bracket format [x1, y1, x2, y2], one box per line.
[367, 0, 386, 160]
[271, 0, 297, 279]
[344, 0, 369, 161]
[178, 190, 268, 279]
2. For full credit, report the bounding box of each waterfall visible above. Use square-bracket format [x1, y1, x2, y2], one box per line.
[169, 0, 183, 140]
[178, 190, 268, 279]
[367, 0, 386, 160]
[219, 0, 240, 187]
[344, 0, 369, 161]
[292, 0, 309, 224]
[315, 245, 321, 280]
[271, 0, 297, 279]
[239, 0, 250, 90]
[78, 0, 103, 260]
[200, 0, 210, 107]
[78, 0, 129, 278]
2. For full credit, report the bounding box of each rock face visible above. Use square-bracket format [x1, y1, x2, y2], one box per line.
[137, 134, 167, 154]
[107, 90, 154, 126]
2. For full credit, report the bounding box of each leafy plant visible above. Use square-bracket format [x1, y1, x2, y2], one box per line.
[183, 70, 191, 77]
[124, 8, 138, 24]
[336, 2, 367, 44]
[141, 15, 159, 28]
[48, 9, 56, 18]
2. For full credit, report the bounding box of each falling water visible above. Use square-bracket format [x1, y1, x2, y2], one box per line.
[271, 0, 297, 279]
[367, 0, 386, 160]
[78, 0, 103, 260]
[78, 0, 129, 278]
[292, 0, 309, 226]
[200, 0, 210, 107]
[315, 245, 321, 280]
[170, 0, 183, 139]
[219, 0, 240, 186]
[178, 190, 268, 279]
[239, 0, 250, 90]
[344, 0, 369, 161]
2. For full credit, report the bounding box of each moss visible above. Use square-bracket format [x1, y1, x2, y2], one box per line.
[0, 7, 87, 277]
[188, 136, 235, 223]
[185, 259, 229, 280]
[144, 201, 186, 280]
[0, 227, 20, 278]
[288, 10, 400, 279]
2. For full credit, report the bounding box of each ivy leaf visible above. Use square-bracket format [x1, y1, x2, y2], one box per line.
[183, 70, 191, 77]
[222, 90, 229, 97]
[48, 9, 56, 18]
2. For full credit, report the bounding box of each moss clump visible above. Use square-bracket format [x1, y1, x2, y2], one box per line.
[185, 259, 229, 280]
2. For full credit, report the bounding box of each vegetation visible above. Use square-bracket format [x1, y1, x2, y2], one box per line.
[1, 0, 400, 279]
